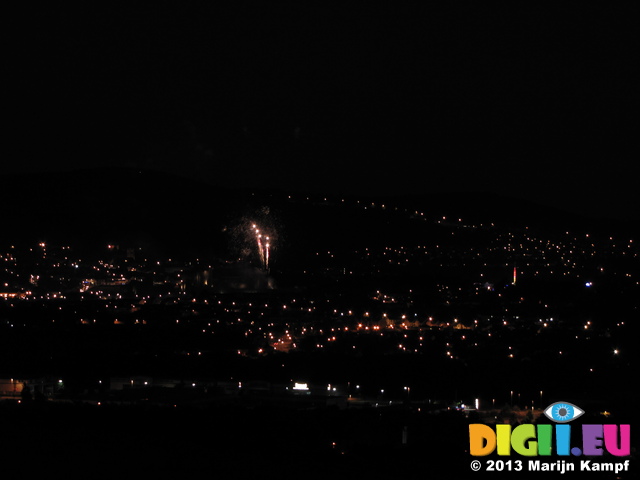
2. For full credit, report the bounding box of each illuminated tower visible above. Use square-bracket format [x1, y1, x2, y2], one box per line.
[512, 266, 517, 285]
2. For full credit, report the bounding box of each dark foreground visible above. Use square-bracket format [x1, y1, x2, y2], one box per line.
[2, 400, 636, 480]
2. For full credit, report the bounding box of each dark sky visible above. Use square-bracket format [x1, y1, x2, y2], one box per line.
[5, 4, 639, 221]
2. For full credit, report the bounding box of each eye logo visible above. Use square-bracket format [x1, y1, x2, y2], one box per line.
[544, 402, 584, 423]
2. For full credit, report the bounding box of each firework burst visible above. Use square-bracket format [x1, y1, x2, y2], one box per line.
[226, 207, 279, 271]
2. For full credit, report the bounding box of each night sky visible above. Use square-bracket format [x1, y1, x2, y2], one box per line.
[6, 4, 639, 221]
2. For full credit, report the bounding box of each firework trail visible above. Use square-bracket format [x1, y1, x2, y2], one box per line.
[252, 224, 270, 270]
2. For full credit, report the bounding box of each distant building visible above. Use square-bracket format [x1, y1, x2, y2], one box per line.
[0, 379, 24, 397]
[0, 292, 30, 299]
[23, 377, 63, 397]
